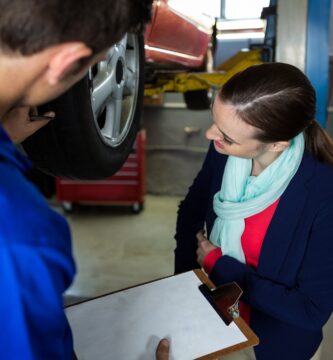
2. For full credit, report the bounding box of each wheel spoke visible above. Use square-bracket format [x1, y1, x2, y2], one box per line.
[124, 67, 136, 96]
[114, 84, 125, 101]
[106, 46, 115, 59]
[117, 34, 128, 58]
[91, 69, 113, 115]
[102, 98, 123, 140]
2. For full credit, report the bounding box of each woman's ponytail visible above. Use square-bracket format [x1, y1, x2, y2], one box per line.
[304, 121, 333, 166]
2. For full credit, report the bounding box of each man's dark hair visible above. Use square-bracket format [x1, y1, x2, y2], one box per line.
[0, 0, 152, 55]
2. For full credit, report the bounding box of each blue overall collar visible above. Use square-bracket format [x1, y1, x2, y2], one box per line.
[0, 125, 32, 173]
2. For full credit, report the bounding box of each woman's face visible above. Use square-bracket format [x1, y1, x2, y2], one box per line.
[206, 97, 270, 160]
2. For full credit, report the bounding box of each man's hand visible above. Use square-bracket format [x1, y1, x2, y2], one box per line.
[196, 230, 219, 266]
[156, 339, 169, 360]
[2, 106, 55, 144]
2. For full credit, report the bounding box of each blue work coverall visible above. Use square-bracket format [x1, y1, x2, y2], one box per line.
[0, 126, 76, 359]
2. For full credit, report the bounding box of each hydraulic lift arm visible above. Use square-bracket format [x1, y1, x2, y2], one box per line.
[144, 49, 263, 97]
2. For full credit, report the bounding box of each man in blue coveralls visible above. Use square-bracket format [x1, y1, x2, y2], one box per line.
[0, 0, 169, 359]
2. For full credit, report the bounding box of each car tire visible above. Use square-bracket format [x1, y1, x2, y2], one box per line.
[23, 33, 144, 180]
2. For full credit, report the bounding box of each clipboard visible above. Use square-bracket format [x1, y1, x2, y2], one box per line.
[66, 270, 259, 360]
[194, 270, 258, 359]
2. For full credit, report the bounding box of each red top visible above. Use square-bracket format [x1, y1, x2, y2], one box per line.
[203, 199, 280, 324]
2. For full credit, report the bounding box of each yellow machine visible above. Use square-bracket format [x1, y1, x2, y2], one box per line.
[144, 49, 263, 97]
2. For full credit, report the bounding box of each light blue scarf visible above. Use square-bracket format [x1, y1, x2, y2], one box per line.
[209, 132, 305, 263]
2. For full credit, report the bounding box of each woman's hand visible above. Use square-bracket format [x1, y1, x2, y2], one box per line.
[2, 106, 55, 144]
[196, 230, 219, 266]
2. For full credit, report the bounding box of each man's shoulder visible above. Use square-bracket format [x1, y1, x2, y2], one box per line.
[0, 163, 71, 249]
[0, 159, 43, 209]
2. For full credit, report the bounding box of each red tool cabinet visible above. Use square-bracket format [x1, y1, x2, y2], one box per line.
[56, 130, 146, 213]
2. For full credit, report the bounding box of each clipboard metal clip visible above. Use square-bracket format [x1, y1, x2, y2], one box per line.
[228, 303, 240, 319]
[199, 282, 243, 326]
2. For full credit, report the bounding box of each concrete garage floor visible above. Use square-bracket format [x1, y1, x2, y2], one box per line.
[61, 195, 333, 359]
[64, 195, 180, 299]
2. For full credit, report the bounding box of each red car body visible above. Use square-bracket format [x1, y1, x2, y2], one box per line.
[144, 0, 213, 68]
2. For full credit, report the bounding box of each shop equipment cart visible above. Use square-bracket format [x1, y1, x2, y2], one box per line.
[56, 130, 146, 213]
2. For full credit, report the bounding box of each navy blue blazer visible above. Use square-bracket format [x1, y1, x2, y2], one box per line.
[174, 142, 333, 360]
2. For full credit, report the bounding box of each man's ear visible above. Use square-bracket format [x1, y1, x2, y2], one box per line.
[46, 42, 93, 85]
[269, 141, 290, 152]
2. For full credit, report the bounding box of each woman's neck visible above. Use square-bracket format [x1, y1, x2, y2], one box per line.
[251, 151, 283, 176]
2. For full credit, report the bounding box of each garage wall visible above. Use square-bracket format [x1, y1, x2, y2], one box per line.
[275, 0, 307, 70]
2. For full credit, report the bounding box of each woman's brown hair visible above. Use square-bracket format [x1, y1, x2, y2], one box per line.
[219, 62, 333, 165]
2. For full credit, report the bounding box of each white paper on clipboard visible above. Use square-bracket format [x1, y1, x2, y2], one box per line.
[66, 271, 247, 360]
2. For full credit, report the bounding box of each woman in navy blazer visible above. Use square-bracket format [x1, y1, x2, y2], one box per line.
[174, 63, 333, 359]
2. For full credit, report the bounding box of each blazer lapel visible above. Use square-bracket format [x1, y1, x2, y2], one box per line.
[257, 152, 316, 278]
